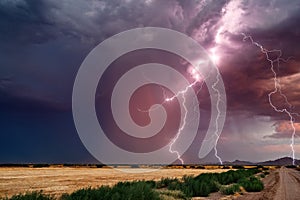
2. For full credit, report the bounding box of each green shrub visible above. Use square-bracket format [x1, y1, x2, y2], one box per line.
[165, 169, 262, 197]
[6, 191, 53, 200]
[195, 165, 205, 169]
[221, 184, 241, 195]
[222, 166, 230, 169]
[61, 181, 160, 200]
[238, 176, 264, 192]
[194, 169, 260, 185]
[32, 164, 50, 168]
[232, 165, 244, 169]
[263, 171, 270, 175]
[286, 165, 297, 168]
[145, 180, 156, 188]
[156, 177, 180, 189]
[178, 175, 218, 197]
[256, 165, 269, 170]
[61, 186, 111, 200]
[186, 180, 204, 197]
[3, 169, 264, 200]
[156, 190, 187, 200]
[167, 181, 181, 190]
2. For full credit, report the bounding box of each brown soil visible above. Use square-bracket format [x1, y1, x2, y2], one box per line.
[235, 167, 300, 200]
[193, 167, 300, 200]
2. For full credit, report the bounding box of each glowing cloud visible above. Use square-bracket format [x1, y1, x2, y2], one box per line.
[209, 47, 220, 65]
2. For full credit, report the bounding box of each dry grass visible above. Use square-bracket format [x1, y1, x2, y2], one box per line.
[0, 167, 229, 198]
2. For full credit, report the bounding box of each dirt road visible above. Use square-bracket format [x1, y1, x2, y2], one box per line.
[274, 167, 300, 200]
[237, 167, 300, 200]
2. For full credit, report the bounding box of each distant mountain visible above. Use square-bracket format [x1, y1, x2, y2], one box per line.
[257, 157, 300, 166]
[223, 157, 300, 166]
[223, 160, 254, 166]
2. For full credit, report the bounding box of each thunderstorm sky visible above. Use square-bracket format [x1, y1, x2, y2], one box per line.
[0, 0, 300, 164]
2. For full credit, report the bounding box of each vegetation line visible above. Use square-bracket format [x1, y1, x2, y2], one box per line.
[1, 168, 266, 200]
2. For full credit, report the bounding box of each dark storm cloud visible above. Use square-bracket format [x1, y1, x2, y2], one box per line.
[0, 0, 229, 45]
[0, 0, 299, 124]
[184, 0, 227, 44]
[0, 0, 226, 111]
[0, 0, 300, 163]
[0, 77, 69, 113]
[0, 0, 57, 44]
[216, 0, 300, 124]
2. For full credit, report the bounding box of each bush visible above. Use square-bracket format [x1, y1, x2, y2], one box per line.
[256, 165, 269, 170]
[62, 181, 160, 200]
[195, 169, 260, 185]
[286, 165, 297, 168]
[263, 171, 270, 175]
[221, 184, 241, 195]
[145, 180, 156, 188]
[232, 165, 244, 169]
[0, 164, 30, 168]
[167, 181, 181, 190]
[32, 164, 50, 168]
[163, 169, 262, 197]
[61, 186, 111, 200]
[3, 169, 264, 199]
[156, 177, 180, 189]
[195, 165, 205, 169]
[179, 180, 210, 197]
[156, 190, 187, 200]
[5, 191, 53, 200]
[238, 177, 264, 192]
[222, 166, 230, 169]
[178, 175, 218, 197]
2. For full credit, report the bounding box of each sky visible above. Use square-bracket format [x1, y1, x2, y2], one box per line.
[0, 0, 300, 164]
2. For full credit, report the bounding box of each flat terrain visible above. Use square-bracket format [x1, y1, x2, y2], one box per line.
[2, 167, 300, 199]
[236, 167, 300, 200]
[0, 167, 227, 198]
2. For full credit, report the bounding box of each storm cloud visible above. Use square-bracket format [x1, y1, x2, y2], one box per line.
[0, 0, 300, 163]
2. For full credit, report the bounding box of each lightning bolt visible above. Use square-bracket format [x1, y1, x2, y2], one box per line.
[242, 33, 297, 165]
[137, 62, 224, 165]
[212, 72, 223, 165]
[196, 57, 223, 165]
[137, 78, 200, 165]
[204, 26, 225, 165]
[166, 63, 224, 165]
[165, 80, 198, 165]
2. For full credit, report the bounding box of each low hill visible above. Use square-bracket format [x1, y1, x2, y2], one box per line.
[257, 157, 300, 166]
[224, 157, 300, 166]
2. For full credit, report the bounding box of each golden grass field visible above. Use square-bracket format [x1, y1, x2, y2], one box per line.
[0, 167, 230, 198]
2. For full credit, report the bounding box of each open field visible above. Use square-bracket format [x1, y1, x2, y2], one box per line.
[2, 166, 300, 199]
[0, 167, 229, 198]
